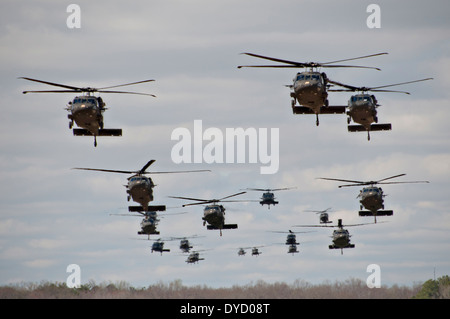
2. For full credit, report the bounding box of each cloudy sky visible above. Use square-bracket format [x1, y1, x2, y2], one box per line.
[1, 0, 449, 289]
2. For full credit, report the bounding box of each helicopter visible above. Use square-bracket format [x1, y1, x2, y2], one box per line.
[318, 174, 429, 223]
[287, 244, 299, 255]
[236, 246, 265, 257]
[73, 160, 209, 212]
[19, 77, 156, 147]
[169, 192, 247, 236]
[237, 52, 387, 126]
[178, 235, 205, 253]
[150, 238, 171, 255]
[294, 219, 377, 255]
[328, 78, 433, 140]
[268, 230, 313, 246]
[304, 207, 333, 224]
[185, 250, 206, 264]
[244, 187, 297, 209]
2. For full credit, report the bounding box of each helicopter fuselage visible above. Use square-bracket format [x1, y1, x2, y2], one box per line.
[127, 176, 155, 210]
[286, 233, 299, 245]
[291, 71, 328, 111]
[288, 244, 299, 254]
[358, 186, 384, 212]
[203, 204, 226, 228]
[347, 94, 378, 128]
[260, 192, 278, 207]
[67, 96, 103, 133]
[139, 213, 159, 236]
[151, 241, 170, 254]
[180, 239, 193, 253]
[331, 228, 352, 248]
[186, 252, 204, 263]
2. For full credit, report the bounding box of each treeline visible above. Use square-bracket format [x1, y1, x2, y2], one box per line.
[0, 277, 449, 299]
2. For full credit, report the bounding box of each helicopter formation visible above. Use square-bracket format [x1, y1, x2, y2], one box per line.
[19, 50, 432, 266]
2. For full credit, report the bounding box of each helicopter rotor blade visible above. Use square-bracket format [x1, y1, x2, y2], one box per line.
[321, 52, 388, 65]
[318, 177, 365, 184]
[146, 169, 211, 174]
[369, 78, 433, 90]
[376, 174, 407, 183]
[72, 167, 134, 174]
[98, 79, 155, 90]
[219, 191, 247, 201]
[168, 196, 210, 202]
[238, 53, 305, 67]
[139, 160, 156, 174]
[96, 90, 156, 97]
[19, 77, 82, 91]
[377, 181, 429, 185]
[22, 90, 82, 94]
[319, 64, 381, 70]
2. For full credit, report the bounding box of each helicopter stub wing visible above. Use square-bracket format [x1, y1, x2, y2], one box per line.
[73, 128, 122, 136]
[359, 210, 393, 216]
[348, 123, 391, 132]
[292, 106, 346, 114]
[129, 205, 167, 212]
[207, 224, 238, 230]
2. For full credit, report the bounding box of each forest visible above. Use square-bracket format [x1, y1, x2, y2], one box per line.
[1, 276, 449, 299]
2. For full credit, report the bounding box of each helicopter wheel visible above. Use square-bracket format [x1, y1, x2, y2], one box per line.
[347, 117, 351, 124]
[94, 136, 97, 147]
[367, 131, 371, 141]
[69, 121, 73, 129]
[291, 99, 296, 107]
[316, 114, 320, 126]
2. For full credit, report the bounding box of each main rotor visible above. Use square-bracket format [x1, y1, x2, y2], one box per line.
[318, 174, 429, 188]
[237, 52, 388, 71]
[20, 77, 156, 97]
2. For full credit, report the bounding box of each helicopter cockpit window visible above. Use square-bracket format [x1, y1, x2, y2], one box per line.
[296, 74, 305, 81]
[312, 75, 320, 80]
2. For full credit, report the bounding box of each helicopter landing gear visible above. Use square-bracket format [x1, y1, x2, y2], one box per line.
[367, 131, 371, 141]
[94, 136, 97, 147]
[69, 121, 73, 129]
[316, 114, 320, 126]
[347, 117, 351, 124]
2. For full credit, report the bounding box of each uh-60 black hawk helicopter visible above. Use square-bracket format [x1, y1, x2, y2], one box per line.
[328, 77, 433, 140]
[73, 159, 209, 212]
[244, 187, 296, 209]
[169, 192, 247, 236]
[238, 52, 387, 126]
[294, 219, 378, 255]
[20, 77, 155, 147]
[319, 174, 429, 223]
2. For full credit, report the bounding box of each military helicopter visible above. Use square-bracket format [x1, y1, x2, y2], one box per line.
[304, 207, 333, 224]
[287, 244, 299, 255]
[73, 160, 209, 212]
[294, 219, 377, 255]
[20, 77, 155, 147]
[150, 238, 171, 255]
[236, 245, 265, 257]
[244, 187, 296, 209]
[178, 235, 205, 253]
[328, 78, 433, 140]
[237, 52, 387, 126]
[169, 192, 247, 236]
[185, 250, 206, 264]
[111, 210, 161, 239]
[268, 230, 313, 246]
[318, 174, 429, 223]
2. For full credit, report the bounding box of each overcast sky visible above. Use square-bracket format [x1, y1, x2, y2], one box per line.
[1, 0, 449, 289]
